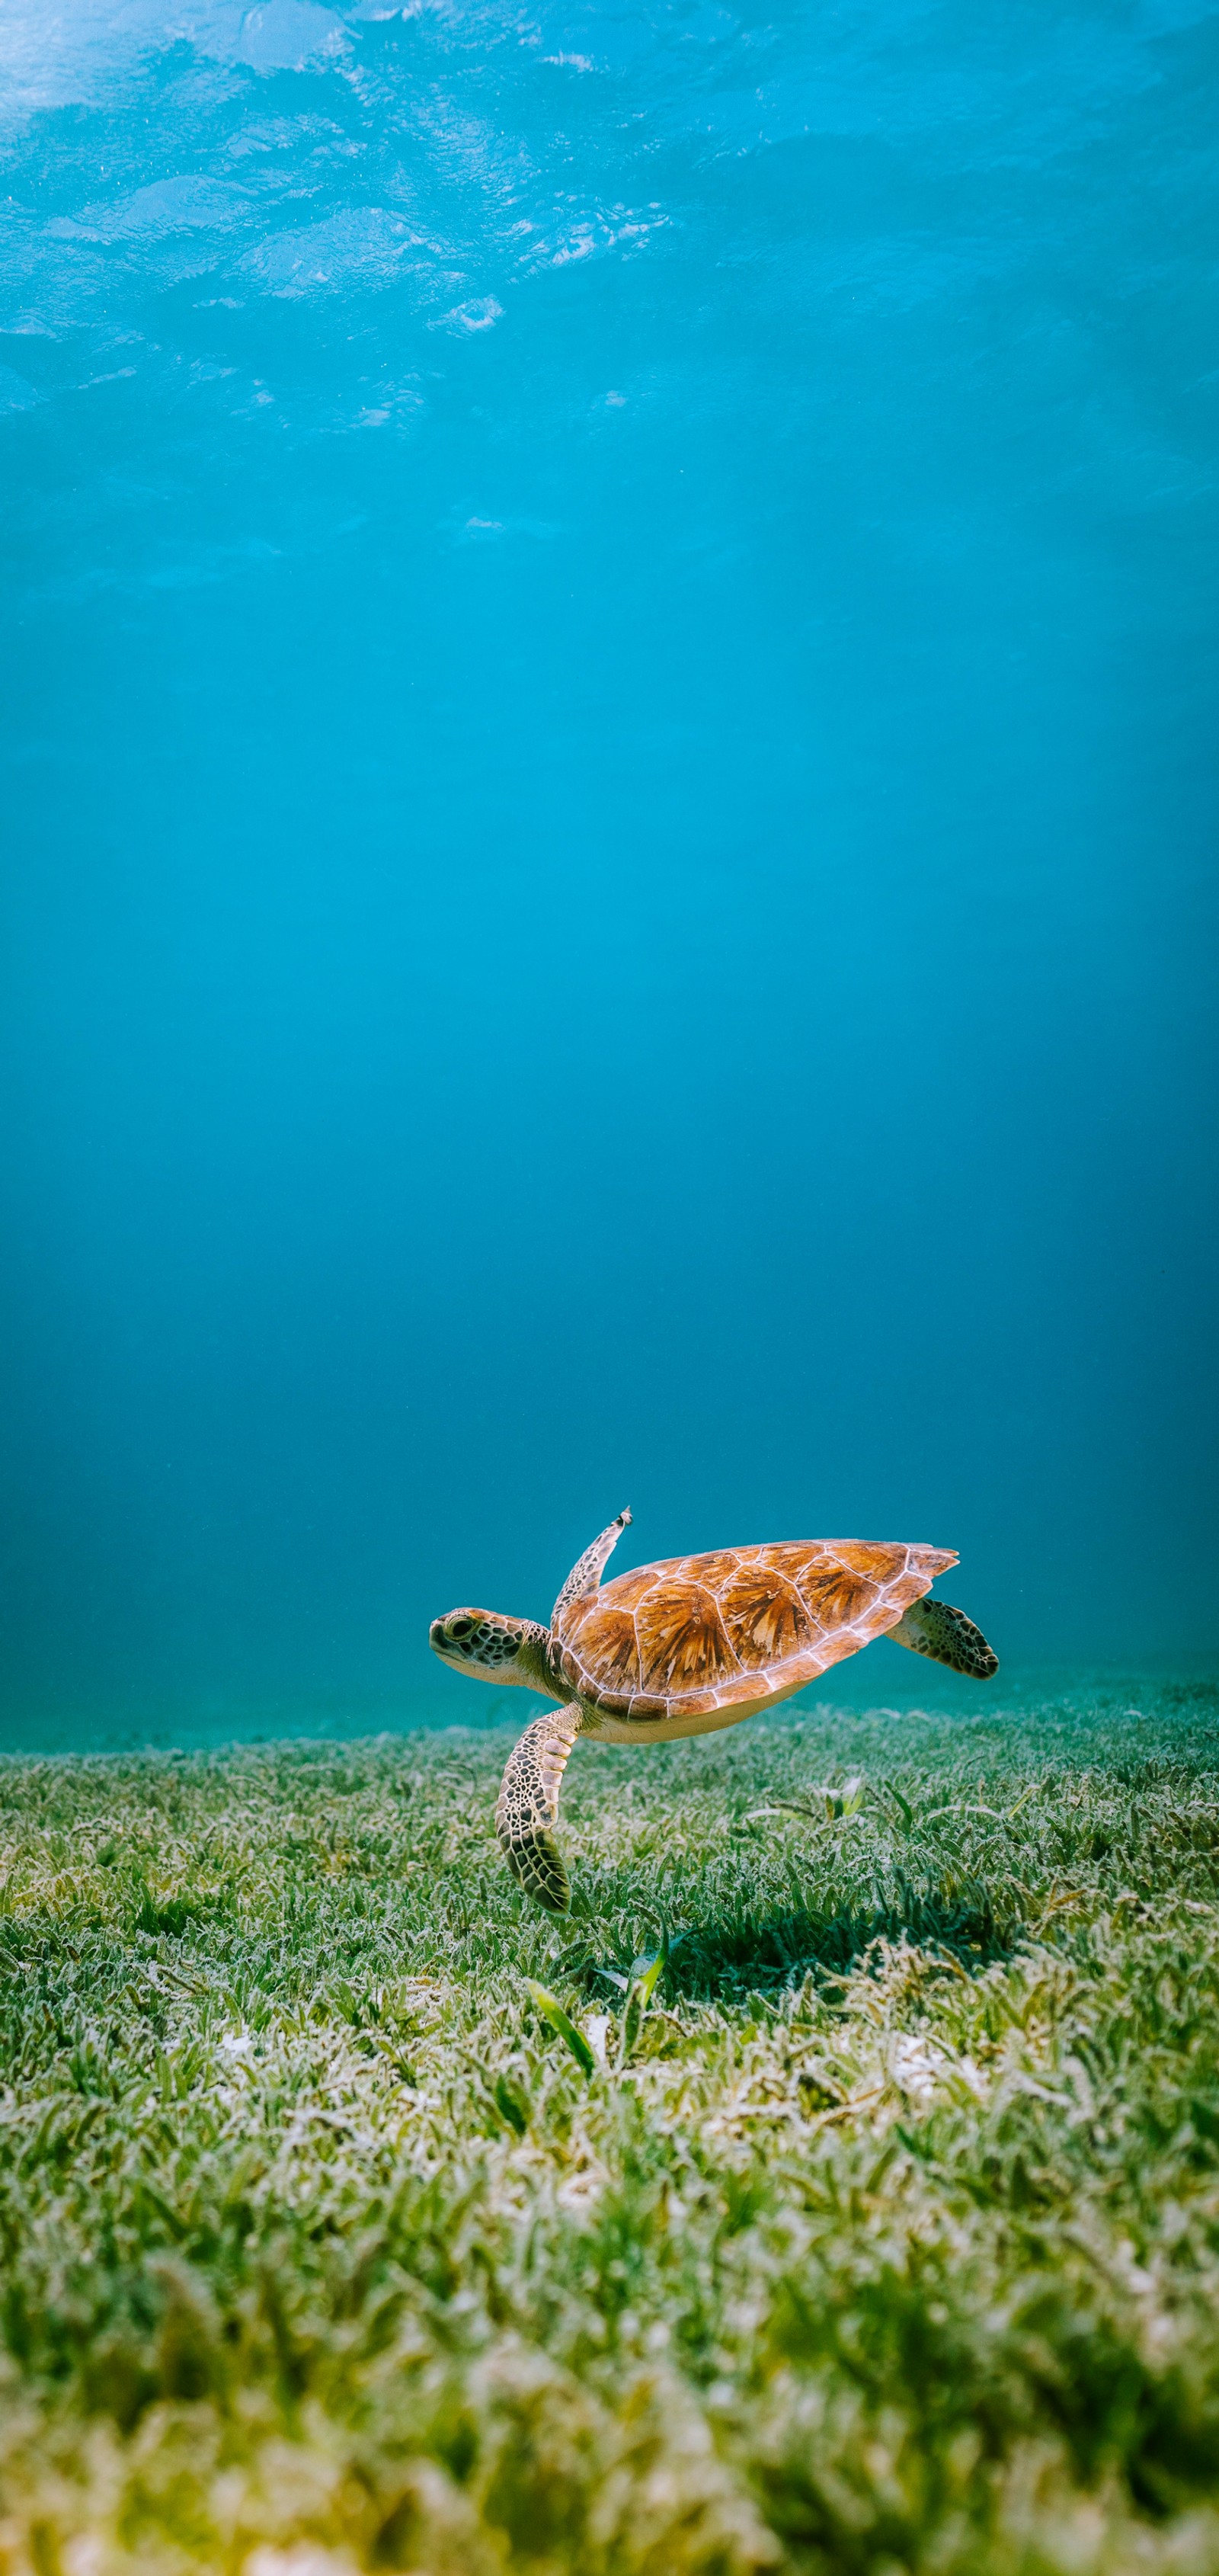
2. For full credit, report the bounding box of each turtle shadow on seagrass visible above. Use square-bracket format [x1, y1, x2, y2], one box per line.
[429, 1510, 999, 1914]
[661, 1883, 1017, 2005]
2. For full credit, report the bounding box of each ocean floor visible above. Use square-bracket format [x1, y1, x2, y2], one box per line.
[2, 1681, 1219, 2572]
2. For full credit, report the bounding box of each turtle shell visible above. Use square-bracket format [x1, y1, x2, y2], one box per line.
[555, 1540, 956, 1724]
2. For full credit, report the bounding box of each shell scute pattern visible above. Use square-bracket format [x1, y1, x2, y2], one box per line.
[677, 1548, 743, 1591]
[885, 1565, 941, 1616]
[830, 1539, 907, 1579]
[718, 1568, 813, 1667]
[557, 1539, 959, 1722]
[799, 1563, 878, 1630]
[635, 1584, 740, 1698]
[756, 1541, 825, 1583]
[565, 1604, 641, 1701]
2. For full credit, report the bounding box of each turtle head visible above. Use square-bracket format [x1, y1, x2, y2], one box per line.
[430, 1608, 549, 1688]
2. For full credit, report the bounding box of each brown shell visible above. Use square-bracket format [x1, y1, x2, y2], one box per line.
[555, 1540, 957, 1722]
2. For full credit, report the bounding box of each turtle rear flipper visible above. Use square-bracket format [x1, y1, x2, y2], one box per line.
[891, 1597, 998, 1678]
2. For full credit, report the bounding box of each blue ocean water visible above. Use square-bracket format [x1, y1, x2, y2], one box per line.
[1, 0, 1216, 1746]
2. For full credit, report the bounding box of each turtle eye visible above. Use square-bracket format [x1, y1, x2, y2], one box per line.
[450, 1617, 473, 1640]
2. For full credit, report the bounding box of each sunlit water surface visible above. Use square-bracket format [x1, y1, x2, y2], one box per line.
[1, 0, 1217, 1745]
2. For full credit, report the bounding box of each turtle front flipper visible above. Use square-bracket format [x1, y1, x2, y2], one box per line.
[890, 1597, 999, 1678]
[552, 1507, 632, 1626]
[494, 1703, 585, 1911]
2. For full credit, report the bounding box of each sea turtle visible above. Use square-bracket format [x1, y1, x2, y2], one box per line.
[429, 1510, 998, 1911]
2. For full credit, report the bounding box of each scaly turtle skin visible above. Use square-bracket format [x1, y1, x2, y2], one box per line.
[430, 1510, 998, 1912]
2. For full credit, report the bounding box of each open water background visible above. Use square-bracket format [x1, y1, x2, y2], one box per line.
[2, 0, 1217, 1746]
